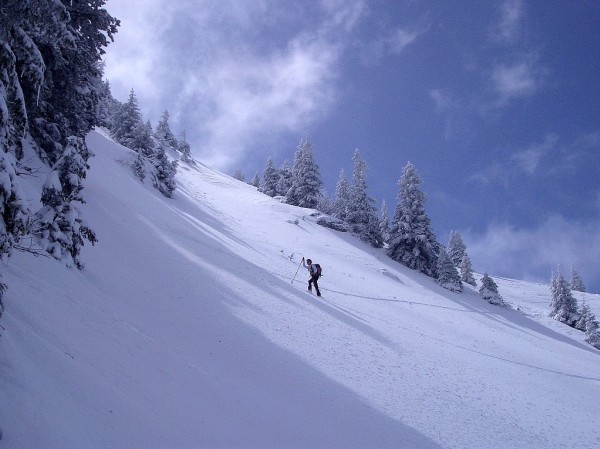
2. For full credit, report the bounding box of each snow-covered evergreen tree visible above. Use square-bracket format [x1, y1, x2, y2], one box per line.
[479, 273, 504, 306]
[258, 157, 279, 197]
[436, 247, 463, 292]
[575, 301, 592, 331]
[286, 137, 322, 209]
[0, 150, 28, 314]
[459, 253, 476, 286]
[111, 89, 142, 149]
[549, 271, 578, 326]
[249, 172, 260, 188]
[130, 120, 154, 157]
[387, 162, 439, 277]
[132, 152, 146, 182]
[33, 137, 97, 269]
[150, 145, 177, 198]
[575, 300, 600, 349]
[96, 78, 120, 129]
[570, 267, 586, 292]
[19, 0, 119, 164]
[447, 231, 467, 266]
[379, 199, 390, 244]
[155, 110, 178, 149]
[275, 160, 292, 197]
[332, 169, 349, 222]
[233, 169, 245, 182]
[177, 131, 192, 163]
[585, 326, 600, 350]
[346, 149, 383, 247]
[317, 190, 335, 215]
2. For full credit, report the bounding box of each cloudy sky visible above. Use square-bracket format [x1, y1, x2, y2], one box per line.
[103, 0, 600, 292]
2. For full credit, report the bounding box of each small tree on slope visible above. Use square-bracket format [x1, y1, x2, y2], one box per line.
[151, 144, 177, 198]
[332, 169, 349, 222]
[379, 199, 390, 244]
[479, 273, 504, 306]
[570, 267, 586, 292]
[258, 157, 279, 197]
[573, 300, 600, 349]
[177, 131, 192, 163]
[436, 247, 463, 292]
[155, 110, 178, 149]
[459, 253, 476, 286]
[549, 271, 578, 326]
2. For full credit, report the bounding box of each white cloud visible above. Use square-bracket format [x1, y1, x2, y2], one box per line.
[387, 27, 422, 54]
[197, 34, 340, 168]
[359, 24, 427, 66]
[103, 0, 365, 170]
[429, 89, 465, 140]
[510, 133, 558, 174]
[492, 0, 523, 44]
[465, 216, 600, 290]
[491, 55, 544, 103]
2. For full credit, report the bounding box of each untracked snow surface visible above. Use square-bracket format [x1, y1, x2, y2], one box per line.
[1, 130, 599, 448]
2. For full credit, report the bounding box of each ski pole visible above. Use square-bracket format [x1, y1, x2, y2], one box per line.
[291, 258, 303, 284]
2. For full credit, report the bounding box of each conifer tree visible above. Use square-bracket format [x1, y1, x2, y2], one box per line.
[387, 162, 439, 277]
[570, 267, 586, 292]
[132, 152, 146, 182]
[379, 199, 390, 243]
[549, 271, 578, 326]
[576, 301, 600, 349]
[436, 247, 463, 292]
[150, 145, 177, 198]
[575, 301, 593, 331]
[155, 110, 178, 149]
[22, 0, 119, 164]
[286, 137, 322, 209]
[479, 273, 504, 306]
[177, 131, 192, 163]
[33, 137, 97, 269]
[276, 160, 292, 197]
[233, 169, 245, 182]
[130, 120, 154, 157]
[111, 89, 142, 148]
[459, 253, 476, 286]
[333, 169, 349, 222]
[317, 190, 335, 215]
[258, 157, 279, 197]
[346, 149, 382, 247]
[249, 172, 260, 188]
[96, 78, 121, 129]
[447, 231, 467, 266]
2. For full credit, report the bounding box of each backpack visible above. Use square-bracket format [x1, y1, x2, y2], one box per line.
[314, 263, 322, 277]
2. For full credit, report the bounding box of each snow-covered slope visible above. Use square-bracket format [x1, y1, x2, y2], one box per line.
[1, 130, 599, 449]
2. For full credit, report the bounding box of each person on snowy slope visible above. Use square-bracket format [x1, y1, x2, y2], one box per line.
[302, 257, 322, 297]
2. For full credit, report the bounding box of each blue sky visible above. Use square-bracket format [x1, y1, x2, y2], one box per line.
[104, 0, 600, 292]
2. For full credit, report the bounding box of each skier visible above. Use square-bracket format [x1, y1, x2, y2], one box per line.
[302, 257, 322, 297]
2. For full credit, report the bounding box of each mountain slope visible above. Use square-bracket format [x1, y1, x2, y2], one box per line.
[1, 130, 598, 449]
